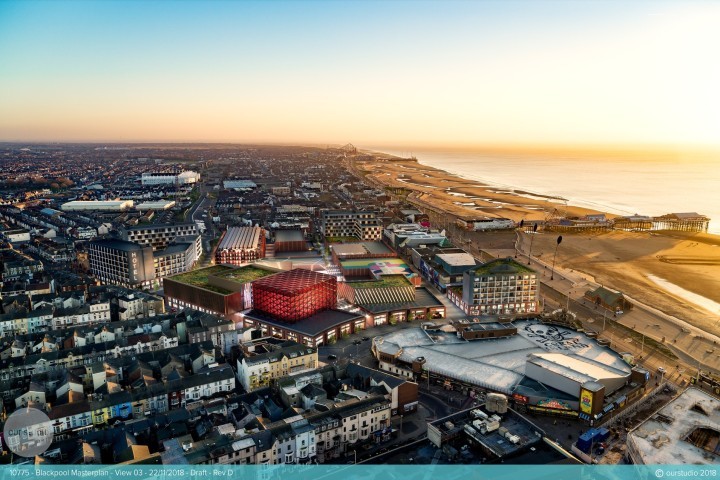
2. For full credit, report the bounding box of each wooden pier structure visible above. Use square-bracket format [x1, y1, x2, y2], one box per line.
[650, 212, 710, 233]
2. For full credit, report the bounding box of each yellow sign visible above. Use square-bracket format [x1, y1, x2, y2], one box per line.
[580, 388, 593, 414]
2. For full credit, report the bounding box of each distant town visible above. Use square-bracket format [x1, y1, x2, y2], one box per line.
[0, 143, 717, 466]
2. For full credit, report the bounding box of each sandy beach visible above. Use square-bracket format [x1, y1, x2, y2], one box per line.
[520, 230, 720, 334]
[358, 156, 720, 337]
[359, 158, 611, 222]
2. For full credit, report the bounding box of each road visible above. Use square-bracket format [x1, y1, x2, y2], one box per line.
[187, 182, 219, 266]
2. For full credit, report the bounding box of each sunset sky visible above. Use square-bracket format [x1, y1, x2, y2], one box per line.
[1, 0, 719, 148]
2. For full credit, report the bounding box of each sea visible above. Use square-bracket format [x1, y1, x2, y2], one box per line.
[367, 147, 720, 235]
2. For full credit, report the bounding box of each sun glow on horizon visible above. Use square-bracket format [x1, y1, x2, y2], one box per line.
[0, 1, 719, 148]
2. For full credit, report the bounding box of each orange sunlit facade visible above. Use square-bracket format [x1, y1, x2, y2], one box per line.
[251, 269, 337, 323]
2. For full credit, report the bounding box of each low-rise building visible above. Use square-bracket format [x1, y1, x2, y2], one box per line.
[236, 340, 317, 392]
[141, 171, 200, 185]
[61, 200, 134, 212]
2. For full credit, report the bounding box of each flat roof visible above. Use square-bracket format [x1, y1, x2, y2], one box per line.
[275, 230, 305, 243]
[244, 309, 363, 337]
[215, 265, 276, 284]
[436, 252, 477, 267]
[332, 244, 368, 256]
[373, 319, 631, 396]
[461, 322, 514, 332]
[472, 257, 536, 276]
[363, 242, 393, 255]
[167, 265, 235, 294]
[628, 387, 720, 464]
[359, 287, 445, 314]
[154, 242, 193, 256]
[349, 275, 411, 289]
[89, 238, 146, 252]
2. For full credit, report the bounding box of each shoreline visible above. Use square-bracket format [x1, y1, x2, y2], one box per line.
[358, 153, 617, 223]
[363, 147, 720, 235]
[354, 150, 720, 337]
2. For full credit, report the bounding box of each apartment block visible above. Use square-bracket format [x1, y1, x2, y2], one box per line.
[449, 257, 539, 316]
[321, 211, 382, 241]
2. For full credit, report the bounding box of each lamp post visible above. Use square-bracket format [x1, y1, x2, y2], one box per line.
[641, 329, 646, 356]
[550, 235, 562, 280]
[566, 291, 571, 312]
[527, 223, 538, 265]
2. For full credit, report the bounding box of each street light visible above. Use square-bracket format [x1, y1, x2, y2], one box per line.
[527, 223, 538, 265]
[641, 327, 647, 355]
[550, 235, 562, 280]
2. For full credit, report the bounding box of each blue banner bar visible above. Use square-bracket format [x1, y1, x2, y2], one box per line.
[0, 465, 717, 480]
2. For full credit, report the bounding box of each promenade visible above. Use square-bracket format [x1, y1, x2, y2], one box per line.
[496, 232, 720, 377]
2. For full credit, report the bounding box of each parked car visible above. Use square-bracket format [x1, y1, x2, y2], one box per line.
[327, 354, 338, 360]
[362, 336, 370, 341]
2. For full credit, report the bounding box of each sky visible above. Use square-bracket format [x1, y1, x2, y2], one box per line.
[1, 0, 719, 149]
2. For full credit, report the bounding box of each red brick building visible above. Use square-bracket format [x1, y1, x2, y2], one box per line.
[215, 226, 266, 265]
[251, 269, 337, 323]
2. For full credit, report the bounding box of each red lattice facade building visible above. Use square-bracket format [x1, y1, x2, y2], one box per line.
[251, 269, 337, 323]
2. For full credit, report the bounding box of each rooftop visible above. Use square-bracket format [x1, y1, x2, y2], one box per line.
[348, 275, 411, 289]
[252, 268, 335, 294]
[167, 265, 235, 294]
[244, 309, 363, 337]
[628, 387, 720, 464]
[274, 230, 304, 243]
[89, 239, 147, 253]
[436, 252, 477, 267]
[472, 257, 536, 276]
[373, 319, 630, 395]
[358, 287, 444, 313]
[217, 226, 264, 251]
[215, 265, 276, 284]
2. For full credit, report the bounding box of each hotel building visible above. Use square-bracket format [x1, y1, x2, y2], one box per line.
[88, 239, 156, 288]
[448, 257, 539, 316]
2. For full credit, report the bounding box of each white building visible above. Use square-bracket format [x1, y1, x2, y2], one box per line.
[141, 171, 200, 185]
[2, 228, 30, 243]
[51, 302, 111, 330]
[135, 200, 176, 211]
[457, 217, 516, 231]
[61, 200, 134, 212]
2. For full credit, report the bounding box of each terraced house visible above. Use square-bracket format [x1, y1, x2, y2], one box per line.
[236, 340, 317, 392]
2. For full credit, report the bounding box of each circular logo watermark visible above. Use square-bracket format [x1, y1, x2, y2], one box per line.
[3, 407, 54, 457]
